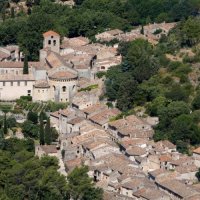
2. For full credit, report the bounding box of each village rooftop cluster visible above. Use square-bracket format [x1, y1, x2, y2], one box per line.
[2, 22, 199, 200]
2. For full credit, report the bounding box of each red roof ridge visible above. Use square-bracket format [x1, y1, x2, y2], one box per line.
[43, 30, 60, 37]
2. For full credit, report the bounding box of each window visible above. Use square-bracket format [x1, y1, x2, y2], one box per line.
[3, 82, 5, 86]
[17, 81, 20, 86]
[101, 66, 105, 70]
[48, 40, 51, 45]
[62, 86, 66, 92]
[42, 90, 44, 93]
[10, 82, 13, 86]
[27, 90, 31, 94]
[24, 81, 27, 86]
[53, 40, 56, 46]
[51, 36, 54, 38]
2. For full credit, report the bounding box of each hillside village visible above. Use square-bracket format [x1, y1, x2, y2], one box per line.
[1, 19, 200, 199]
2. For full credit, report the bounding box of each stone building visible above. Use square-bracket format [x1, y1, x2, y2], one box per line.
[0, 30, 120, 102]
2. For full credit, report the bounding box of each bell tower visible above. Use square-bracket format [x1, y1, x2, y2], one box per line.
[43, 30, 60, 54]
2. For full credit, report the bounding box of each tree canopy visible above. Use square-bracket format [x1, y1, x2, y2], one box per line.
[0, 138, 103, 200]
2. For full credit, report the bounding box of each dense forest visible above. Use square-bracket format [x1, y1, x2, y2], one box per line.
[0, 137, 103, 200]
[0, 0, 200, 59]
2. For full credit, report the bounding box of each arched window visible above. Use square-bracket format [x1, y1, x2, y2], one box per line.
[53, 85, 56, 91]
[62, 86, 66, 92]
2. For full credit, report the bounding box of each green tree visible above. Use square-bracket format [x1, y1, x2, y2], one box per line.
[7, 117, 16, 128]
[11, 7, 15, 18]
[140, 25, 144, 35]
[176, 140, 189, 154]
[27, 111, 38, 124]
[39, 116, 45, 145]
[192, 91, 200, 110]
[22, 120, 39, 138]
[0, 129, 4, 149]
[23, 54, 29, 74]
[67, 166, 103, 200]
[166, 84, 188, 102]
[0, 138, 68, 200]
[171, 114, 200, 145]
[196, 168, 200, 181]
[44, 118, 51, 145]
[3, 113, 7, 135]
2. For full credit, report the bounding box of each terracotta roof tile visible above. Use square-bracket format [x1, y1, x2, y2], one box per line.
[43, 30, 60, 37]
[34, 80, 50, 88]
[157, 179, 196, 198]
[41, 145, 57, 154]
[0, 74, 35, 81]
[193, 147, 200, 154]
[49, 71, 77, 80]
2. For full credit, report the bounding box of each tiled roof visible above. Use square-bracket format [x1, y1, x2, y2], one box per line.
[140, 188, 170, 200]
[121, 178, 144, 190]
[185, 194, 200, 200]
[41, 145, 57, 154]
[0, 51, 10, 59]
[193, 147, 200, 154]
[61, 36, 90, 47]
[49, 71, 77, 80]
[67, 117, 84, 125]
[46, 52, 64, 68]
[34, 80, 50, 88]
[159, 154, 172, 162]
[89, 108, 121, 125]
[148, 168, 167, 178]
[176, 165, 198, 174]
[43, 30, 60, 37]
[0, 74, 35, 81]
[65, 158, 82, 172]
[121, 138, 147, 149]
[0, 61, 40, 68]
[157, 179, 195, 198]
[126, 146, 146, 156]
[50, 111, 60, 118]
[82, 104, 107, 114]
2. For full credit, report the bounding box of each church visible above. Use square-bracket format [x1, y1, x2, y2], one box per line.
[0, 30, 97, 102]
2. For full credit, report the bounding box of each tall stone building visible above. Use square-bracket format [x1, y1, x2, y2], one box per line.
[0, 30, 78, 102]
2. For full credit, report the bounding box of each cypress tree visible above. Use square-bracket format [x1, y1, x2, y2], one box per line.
[140, 25, 144, 35]
[0, 129, 4, 149]
[23, 54, 29, 74]
[11, 7, 15, 18]
[27, 7, 32, 15]
[45, 118, 51, 145]
[39, 115, 45, 145]
[1, 7, 6, 22]
[3, 113, 7, 135]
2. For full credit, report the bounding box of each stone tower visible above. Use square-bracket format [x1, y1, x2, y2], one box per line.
[43, 30, 60, 54]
